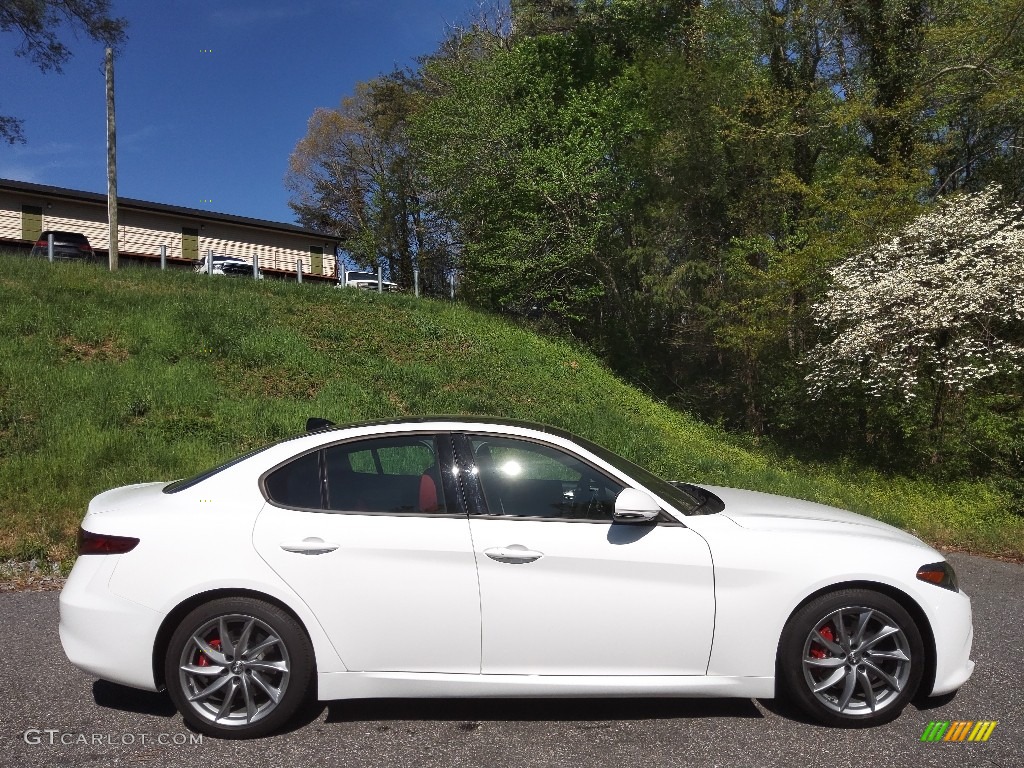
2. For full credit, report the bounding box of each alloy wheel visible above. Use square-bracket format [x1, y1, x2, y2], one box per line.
[801, 605, 912, 717]
[177, 613, 292, 728]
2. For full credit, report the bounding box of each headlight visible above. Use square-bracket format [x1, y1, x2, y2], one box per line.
[916, 561, 959, 592]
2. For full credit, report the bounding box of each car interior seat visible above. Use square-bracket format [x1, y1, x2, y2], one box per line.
[418, 464, 444, 513]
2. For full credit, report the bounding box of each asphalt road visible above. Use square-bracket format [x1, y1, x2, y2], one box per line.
[1, 552, 1020, 768]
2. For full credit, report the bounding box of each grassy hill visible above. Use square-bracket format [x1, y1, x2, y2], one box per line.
[1, 253, 1022, 567]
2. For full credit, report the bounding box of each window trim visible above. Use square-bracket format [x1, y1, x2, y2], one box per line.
[258, 431, 468, 519]
[452, 432, 682, 526]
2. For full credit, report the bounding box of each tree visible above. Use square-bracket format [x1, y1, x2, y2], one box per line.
[286, 73, 455, 293]
[411, 0, 704, 355]
[511, 0, 577, 36]
[413, 33, 629, 324]
[1, 0, 127, 144]
[837, 0, 929, 164]
[804, 185, 1024, 452]
[923, 0, 1024, 198]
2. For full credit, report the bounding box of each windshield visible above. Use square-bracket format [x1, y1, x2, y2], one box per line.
[348, 272, 378, 281]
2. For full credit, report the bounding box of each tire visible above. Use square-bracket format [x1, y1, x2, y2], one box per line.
[777, 589, 924, 727]
[164, 597, 314, 739]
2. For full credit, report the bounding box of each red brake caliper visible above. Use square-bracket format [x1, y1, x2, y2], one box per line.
[197, 636, 221, 667]
[810, 625, 834, 659]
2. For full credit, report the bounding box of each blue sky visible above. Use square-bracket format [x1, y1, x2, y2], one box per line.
[1, 0, 475, 224]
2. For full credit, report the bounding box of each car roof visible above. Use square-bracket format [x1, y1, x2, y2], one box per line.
[306, 415, 575, 440]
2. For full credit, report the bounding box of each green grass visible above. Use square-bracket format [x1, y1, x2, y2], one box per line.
[1, 252, 1022, 567]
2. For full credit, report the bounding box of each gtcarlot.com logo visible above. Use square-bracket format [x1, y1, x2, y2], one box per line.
[23, 729, 202, 746]
[920, 721, 998, 742]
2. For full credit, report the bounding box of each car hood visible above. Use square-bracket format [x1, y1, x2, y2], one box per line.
[704, 485, 927, 546]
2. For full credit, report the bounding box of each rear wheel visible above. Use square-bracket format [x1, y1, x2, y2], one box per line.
[164, 597, 314, 739]
[778, 589, 924, 727]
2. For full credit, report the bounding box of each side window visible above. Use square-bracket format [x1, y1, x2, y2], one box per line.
[264, 450, 322, 509]
[324, 436, 447, 514]
[471, 437, 624, 521]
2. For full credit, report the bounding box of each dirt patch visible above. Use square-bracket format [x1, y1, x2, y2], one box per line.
[218, 362, 322, 400]
[387, 392, 409, 414]
[0, 560, 66, 592]
[58, 335, 129, 363]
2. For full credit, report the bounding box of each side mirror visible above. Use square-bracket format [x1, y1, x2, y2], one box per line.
[612, 488, 661, 523]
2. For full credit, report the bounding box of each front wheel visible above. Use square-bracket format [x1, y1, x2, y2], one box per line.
[778, 589, 924, 727]
[164, 597, 314, 739]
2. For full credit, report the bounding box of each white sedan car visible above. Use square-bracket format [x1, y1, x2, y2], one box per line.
[193, 254, 263, 279]
[337, 270, 399, 291]
[59, 418, 974, 739]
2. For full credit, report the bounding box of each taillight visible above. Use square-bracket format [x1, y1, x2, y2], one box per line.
[916, 561, 959, 592]
[35, 240, 47, 247]
[77, 527, 140, 555]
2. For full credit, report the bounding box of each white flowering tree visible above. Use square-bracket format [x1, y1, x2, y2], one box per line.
[805, 186, 1024, 426]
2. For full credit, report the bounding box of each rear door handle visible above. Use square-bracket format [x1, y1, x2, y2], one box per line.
[280, 537, 339, 555]
[484, 545, 543, 564]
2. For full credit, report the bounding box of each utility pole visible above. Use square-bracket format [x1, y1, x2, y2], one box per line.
[105, 47, 118, 271]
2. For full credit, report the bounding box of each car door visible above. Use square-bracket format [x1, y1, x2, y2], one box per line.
[252, 432, 481, 673]
[456, 433, 715, 676]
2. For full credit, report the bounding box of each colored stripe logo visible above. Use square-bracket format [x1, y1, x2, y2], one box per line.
[921, 721, 997, 742]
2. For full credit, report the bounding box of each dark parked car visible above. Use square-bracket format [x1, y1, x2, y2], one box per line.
[29, 231, 96, 261]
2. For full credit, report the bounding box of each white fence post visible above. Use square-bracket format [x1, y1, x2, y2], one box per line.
[414, 267, 419, 298]
[160, 244, 166, 270]
[297, 259, 303, 283]
[47, 232, 54, 263]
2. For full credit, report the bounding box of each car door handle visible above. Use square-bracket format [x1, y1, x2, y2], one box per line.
[280, 537, 339, 555]
[484, 545, 544, 564]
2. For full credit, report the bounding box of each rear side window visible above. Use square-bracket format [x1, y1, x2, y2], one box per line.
[263, 435, 451, 515]
[325, 437, 445, 514]
[263, 451, 322, 509]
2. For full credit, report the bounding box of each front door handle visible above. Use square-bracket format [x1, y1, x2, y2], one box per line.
[484, 544, 543, 564]
[280, 537, 339, 555]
